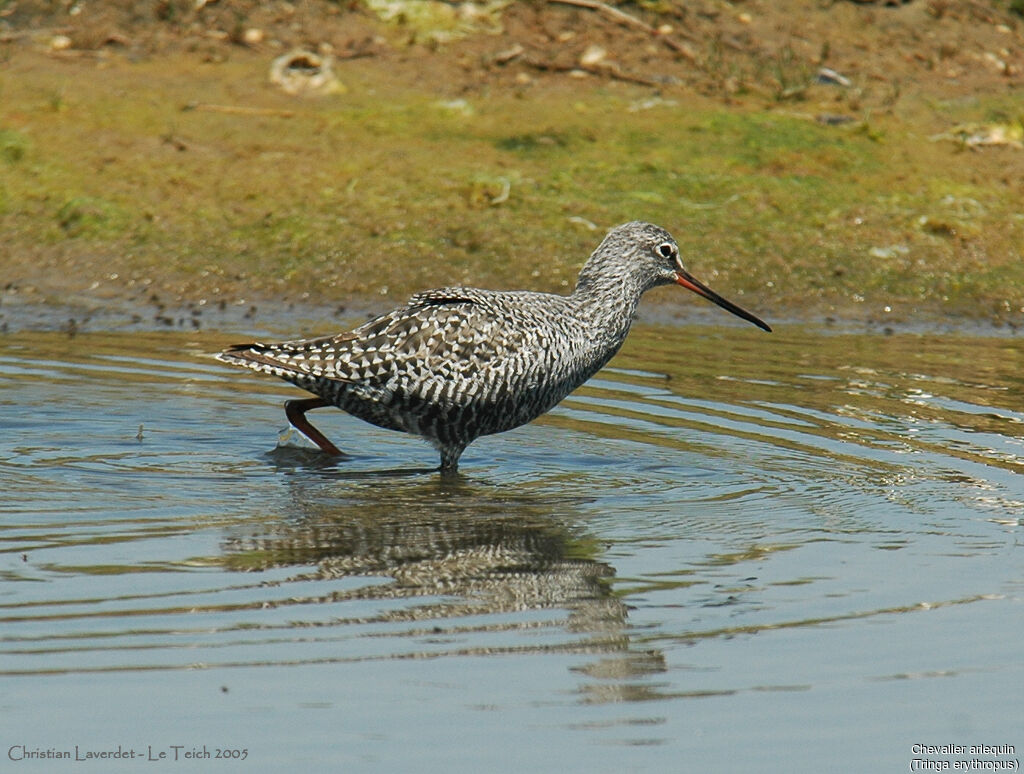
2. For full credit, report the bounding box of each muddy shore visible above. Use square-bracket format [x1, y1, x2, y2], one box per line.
[2, 1, 1022, 333]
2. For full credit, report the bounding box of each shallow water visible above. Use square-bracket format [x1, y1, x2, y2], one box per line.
[1, 324, 1022, 772]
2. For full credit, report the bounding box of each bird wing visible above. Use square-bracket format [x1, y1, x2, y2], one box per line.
[217, 288, 537, 387]
[337, 288, 531, 383]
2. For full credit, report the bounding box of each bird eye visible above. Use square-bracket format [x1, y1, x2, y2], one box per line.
[657, 243, 676, 259]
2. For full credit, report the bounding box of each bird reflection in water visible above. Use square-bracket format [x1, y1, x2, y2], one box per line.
[220, 462, 668, 702]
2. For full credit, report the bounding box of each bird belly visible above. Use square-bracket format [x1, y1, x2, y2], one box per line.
[323, 369, 573, 447]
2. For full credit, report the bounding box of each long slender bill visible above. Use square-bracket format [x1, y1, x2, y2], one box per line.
[674, 269, 772, 332]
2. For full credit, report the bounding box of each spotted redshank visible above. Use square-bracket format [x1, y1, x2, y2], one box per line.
[217, 222, 771, 470]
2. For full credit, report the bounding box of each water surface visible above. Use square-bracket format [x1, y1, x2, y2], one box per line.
[1, 324, 1022, 772]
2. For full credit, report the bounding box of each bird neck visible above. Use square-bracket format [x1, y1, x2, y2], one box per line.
[569, 267, 643, 341]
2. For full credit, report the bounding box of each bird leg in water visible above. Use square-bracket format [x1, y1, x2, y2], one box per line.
[284, 398, 342, 455]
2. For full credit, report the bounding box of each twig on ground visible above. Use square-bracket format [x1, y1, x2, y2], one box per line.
[182, 103, 296, 118]
[548, 0, 697, 61]
[523, 55, 659, 86]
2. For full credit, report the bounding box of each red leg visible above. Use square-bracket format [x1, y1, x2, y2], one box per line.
[284, 398, 342, 455]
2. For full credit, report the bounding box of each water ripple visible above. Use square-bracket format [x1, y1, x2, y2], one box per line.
[1, 326, 1021, 767]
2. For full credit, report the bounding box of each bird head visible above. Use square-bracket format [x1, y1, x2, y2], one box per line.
[594, 222, 772, 332]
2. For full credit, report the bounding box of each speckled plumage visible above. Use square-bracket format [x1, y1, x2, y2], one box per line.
[217, 222, 770, 470]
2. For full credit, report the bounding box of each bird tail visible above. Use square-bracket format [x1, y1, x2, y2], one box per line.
[216, 337, 353, 392]
[216, 342, 310, 380]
